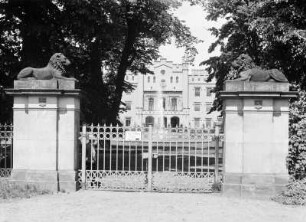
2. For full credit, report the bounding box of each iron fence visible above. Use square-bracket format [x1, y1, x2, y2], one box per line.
[79, 124, 223, 192]
[0, 123, 13, 178]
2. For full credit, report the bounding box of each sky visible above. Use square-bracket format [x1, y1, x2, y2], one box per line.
[159, 2, 223, 67]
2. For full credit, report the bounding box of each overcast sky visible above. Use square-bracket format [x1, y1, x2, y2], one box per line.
[159, 2, 223, 67]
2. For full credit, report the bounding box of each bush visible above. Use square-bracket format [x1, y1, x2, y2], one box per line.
[288, 89, 306, 180]
[0, 179, 51, 199]
[211, 181, 222, 192]
[272, 179, 306, 205]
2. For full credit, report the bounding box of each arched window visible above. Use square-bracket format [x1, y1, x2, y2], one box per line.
[153, 76, 156, 83]
[148, 98, 154, 111]
[176, 76, 179, 83]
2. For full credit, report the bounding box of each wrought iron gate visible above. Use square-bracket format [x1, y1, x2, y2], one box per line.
[78, 124, 223, 192]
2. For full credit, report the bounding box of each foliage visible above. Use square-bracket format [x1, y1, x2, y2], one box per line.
[272, 178, 306, 205]
[202, 0, 306, 112]
[0, 179, 51, 199]
[203, 0, 306, 179]
[211, 181, 222, 192]
[0, 0, 198, 124]
[288, 89, 306, 180]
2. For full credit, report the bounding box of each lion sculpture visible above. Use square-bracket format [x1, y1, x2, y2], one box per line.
[17, 53, 77, 81]
[235, 68, 288, 82]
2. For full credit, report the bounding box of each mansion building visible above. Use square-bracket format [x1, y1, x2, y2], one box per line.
[120, 58, 219, 128]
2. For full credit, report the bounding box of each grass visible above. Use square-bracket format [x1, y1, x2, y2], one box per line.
[0, 179, 52, 200]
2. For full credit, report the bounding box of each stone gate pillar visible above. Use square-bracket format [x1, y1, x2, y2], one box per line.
[220, 81, 297, 198]
[6, 80, 80, 192]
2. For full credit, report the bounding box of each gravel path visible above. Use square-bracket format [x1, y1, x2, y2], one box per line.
[0, 191, 305, 222]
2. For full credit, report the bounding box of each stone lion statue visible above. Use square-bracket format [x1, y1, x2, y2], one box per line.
[17, 53, 77, 81]
[235, 68, 288, 82]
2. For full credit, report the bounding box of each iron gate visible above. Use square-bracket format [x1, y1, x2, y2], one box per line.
[78, 124, 223, 192]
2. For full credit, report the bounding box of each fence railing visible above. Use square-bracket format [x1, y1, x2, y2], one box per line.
[0, 123, 13, 178]
[79, 123, 224, 192]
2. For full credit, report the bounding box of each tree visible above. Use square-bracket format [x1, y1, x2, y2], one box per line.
[202, 0, 306, 112]
[0, 0, 198, 124]
[0, 0, 67, 123]
[203, 0, 306, 179]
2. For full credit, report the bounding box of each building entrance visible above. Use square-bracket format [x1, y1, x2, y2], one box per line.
[170, 116, 180, 127]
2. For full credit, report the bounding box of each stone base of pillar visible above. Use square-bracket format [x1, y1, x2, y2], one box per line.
[9, 169, 79, 193]
[58, 170, 79, 192]
[222, 173, 288, 199]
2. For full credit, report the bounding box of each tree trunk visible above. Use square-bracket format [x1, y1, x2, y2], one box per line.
[109, 20, 137, 124]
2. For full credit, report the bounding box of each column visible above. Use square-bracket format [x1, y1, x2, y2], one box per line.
[6, 79, 80, 192]
[220, 81, 297, 198]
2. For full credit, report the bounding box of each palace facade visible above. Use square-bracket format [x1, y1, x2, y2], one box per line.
[120, 58, 219, 128]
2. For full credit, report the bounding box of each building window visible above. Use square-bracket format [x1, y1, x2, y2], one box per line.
[148, 76, 150, 83]
[176, 76, 179, 83]
[153, 76, 156, 83]
[195, 87, 201, 97]
[163, 117, 167, 127]
[161, 70, 165, 75]
[207, 87, 213, 96]
[205, 118, 212, 129]
[170, 116, 180, 128]
[163, 98, 166, 110]
[149, 98, 154, 111]
[125, 117, 131, 126]
[171, 98, 177, 111]
[161, 79, 166, 87]
[194, 118, 201, 128]
[206, 102, 212, 112]
[194, 103, 201, 111]
[170, 76, 173, 83]
[126, 101, 132, 110]
[145, 116, 154, 126]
